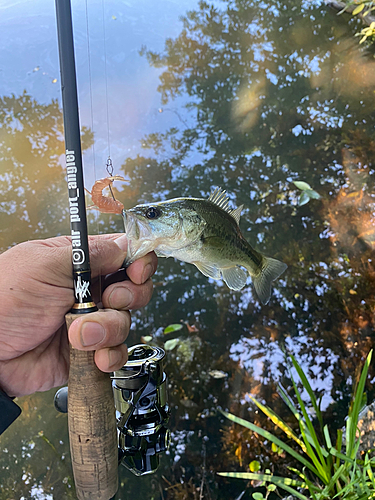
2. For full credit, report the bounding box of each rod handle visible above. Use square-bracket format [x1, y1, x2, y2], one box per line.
[66, 312, 118, 500]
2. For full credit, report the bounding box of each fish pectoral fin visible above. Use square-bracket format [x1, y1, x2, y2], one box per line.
[193, 261, 221, 280]
[221, 266, 248, 291]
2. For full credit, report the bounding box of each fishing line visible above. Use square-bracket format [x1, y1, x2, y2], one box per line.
[102, 0, 111, 162]
[84, 0, 97, 184]
[101, 0, 117, 203]
[84, 0, 103, 299]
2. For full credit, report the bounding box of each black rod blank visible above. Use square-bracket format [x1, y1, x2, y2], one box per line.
[55, 0, 96, 312]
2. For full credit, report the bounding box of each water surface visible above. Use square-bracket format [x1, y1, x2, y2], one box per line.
[1, 0, 375, 499]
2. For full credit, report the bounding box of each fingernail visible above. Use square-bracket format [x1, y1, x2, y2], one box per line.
[108, 349, 122, 368]
[114, 234, 128, 253]
[142, 263, 153, 283]
[108, 286, 134, 309]
[80, 322, 105, 347]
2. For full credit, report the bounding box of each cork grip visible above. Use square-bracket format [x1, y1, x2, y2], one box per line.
[66, 312, 118, 500]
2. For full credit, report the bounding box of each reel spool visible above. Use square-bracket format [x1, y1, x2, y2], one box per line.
[112, 344, 170, 476]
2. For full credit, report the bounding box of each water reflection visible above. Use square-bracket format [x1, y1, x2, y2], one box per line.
[0, 92, 93, 250]
[2, 0, 375, 498]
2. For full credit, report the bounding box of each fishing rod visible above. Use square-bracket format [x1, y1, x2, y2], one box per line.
[55, 1, 118, 498]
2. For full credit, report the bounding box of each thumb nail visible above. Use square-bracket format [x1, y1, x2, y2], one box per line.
[114, 234, 128, 253]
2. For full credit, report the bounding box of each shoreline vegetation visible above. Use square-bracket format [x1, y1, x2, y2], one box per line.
[220, 353, 375, 500]
[325, 0, 375, 27]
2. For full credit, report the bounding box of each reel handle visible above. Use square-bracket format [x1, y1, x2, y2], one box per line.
[66, 312, 118, 500]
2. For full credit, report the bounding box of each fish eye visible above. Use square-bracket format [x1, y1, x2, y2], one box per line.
[145, 207, 161, 219]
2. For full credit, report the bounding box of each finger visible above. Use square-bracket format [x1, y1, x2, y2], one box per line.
[125, 251, 158, 285]
[89, 235, 158, 283]
[89, 234, 128, 278]
[68, 309, 130, 350]
[94, 343, 128, 372]
[21, 234, 126, 287]
[102, 278, 154, 310]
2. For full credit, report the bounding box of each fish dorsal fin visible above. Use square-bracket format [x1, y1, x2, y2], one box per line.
[229, 205, 243, 225]
[209, 187, 230, 212]
[209, 188, 243, 225]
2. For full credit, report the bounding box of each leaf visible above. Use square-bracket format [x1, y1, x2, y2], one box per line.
[290, 355, 323, 427]
[220, 410, 323, 480]
[353, 3, 365, 15]
[288, 367, 329, 481]
[299, 191, 311, 206]
[217, 472, 310, 500]
[235, 443, 243, 466]
[249, 395, 306, 451]
[164, 323, 183, 334]
[164, 338, 180, 350]
[338, 2, 350, 14]
[141, 335, 153, 343]
[209, 369, 227, 378]
[293, 180, 312, 191]
[306, 189, 321, 199]
[249, 460, 260, 472]
[252, 493, 264, 500]
[346, 350, 372, 457]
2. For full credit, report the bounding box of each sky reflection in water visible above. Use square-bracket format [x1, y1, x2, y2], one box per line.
[1, 0, 375, 499]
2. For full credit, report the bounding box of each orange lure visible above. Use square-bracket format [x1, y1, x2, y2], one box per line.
[88, 175, 125, 214]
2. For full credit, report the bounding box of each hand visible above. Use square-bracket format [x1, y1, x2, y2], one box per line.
[0, 234, 157, 397]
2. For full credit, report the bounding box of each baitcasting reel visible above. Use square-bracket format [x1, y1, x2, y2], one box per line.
[112, 344, 170, 476]
[54, 344, 170, 476]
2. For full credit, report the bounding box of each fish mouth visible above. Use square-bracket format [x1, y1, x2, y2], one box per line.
[122, 210, 155, 265]
[123, 210, 153, 240]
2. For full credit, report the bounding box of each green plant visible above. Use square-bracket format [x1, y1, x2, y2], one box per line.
[340, 0, 375, 18]
[338, 1, 375, 44]
[356, 21, 375, 43]
[293, 181, 321, 207]
[218, 351, 374, 500]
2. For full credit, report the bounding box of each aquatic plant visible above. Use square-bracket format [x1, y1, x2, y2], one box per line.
[336, 0, 375, 43]
[218, 351, 375, 500]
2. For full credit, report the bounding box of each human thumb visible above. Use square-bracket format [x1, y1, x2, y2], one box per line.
[88, 234, 129, 278]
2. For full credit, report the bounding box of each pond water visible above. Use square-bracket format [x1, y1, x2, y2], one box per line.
[1, 0, 375, 498]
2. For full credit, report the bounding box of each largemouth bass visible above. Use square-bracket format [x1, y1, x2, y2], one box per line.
[123, 188, 287, 304]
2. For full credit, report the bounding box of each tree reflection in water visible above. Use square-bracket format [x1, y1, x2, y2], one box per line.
[2, 0, 375, 498]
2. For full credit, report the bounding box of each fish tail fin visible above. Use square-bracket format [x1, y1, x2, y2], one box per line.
[249, 257, 287, 305]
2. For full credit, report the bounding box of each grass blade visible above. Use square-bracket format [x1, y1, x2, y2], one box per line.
[290, 375, 329, 481]
[217, 472, 310, 500]
[346, 350, 372, 457]
[290, 355, 323, 427]
[220, 410, 324, 480]
[278, 384, 305, 426]
[248, 395, 306, 452]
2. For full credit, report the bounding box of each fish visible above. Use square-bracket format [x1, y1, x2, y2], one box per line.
[122, 188, 287, 305]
